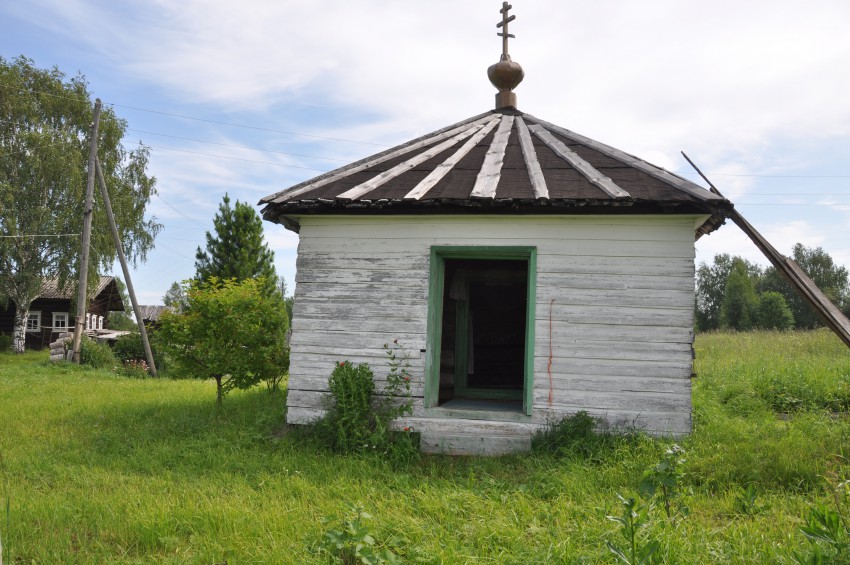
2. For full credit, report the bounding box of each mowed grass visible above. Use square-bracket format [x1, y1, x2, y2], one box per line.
[0, 331, 848, 563]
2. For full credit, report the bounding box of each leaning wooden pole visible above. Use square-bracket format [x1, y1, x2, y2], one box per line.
[95, 158, 158, 376]
[71, 99, 102, 363]
[683, 152, 850, 349]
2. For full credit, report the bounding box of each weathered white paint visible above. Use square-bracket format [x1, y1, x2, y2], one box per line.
[270, 114, 496, 203]
[337, 123, 486, 201]
[470, 115, 515, 199]
[403, 118, 501, 201]
[285, 215, 701, 449]
[528, 124, 630, 199]
[515, 116, 548, 200]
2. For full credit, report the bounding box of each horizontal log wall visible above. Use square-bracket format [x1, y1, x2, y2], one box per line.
[286, 215, 699, 436]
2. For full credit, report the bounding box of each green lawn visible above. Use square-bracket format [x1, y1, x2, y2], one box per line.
[1, 331, 849, 563]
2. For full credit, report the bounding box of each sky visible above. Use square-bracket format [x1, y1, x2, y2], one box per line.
[2, 0, 849, 305]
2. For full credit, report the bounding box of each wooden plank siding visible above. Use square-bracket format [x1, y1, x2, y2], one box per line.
[286, 215, 700, 438]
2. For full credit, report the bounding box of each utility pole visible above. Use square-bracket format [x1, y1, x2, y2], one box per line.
[95, 157, 158, 376]
[71, 99, 102, 363]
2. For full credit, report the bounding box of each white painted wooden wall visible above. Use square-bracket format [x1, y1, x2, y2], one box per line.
[286, 215, 703, 437]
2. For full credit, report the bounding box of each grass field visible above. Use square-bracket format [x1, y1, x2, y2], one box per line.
[0, 331, 849, 563]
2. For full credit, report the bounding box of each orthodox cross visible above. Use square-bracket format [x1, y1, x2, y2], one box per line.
[496, 2, 516, 56]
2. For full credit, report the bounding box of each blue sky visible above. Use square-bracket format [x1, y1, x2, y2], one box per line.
[2, 0, 849, 305]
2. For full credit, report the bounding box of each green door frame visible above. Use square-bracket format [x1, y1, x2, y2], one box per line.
[424, 246, 537, 415]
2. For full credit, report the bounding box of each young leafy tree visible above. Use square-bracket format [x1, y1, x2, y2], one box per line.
[162, 280, 188, 313]
[156, 278, 289, 404]
[757, 291, 794, 330]
[278, 275, 294, 327]
[195, 194, 277, 293]
[696, 254, 762, 331]
[760, 243, 850, 329]
[0, 56, 159, 352]
[720, 259, 760, 331]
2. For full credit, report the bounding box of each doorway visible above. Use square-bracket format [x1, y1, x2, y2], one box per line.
[426, 247, 536, 415]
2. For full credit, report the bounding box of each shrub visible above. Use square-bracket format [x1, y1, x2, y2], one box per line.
[157, 278, 289, 403]
[121, 359, 150, 379]
[112, 332, 144, 363]
[79, 338, 117, 369]
[113, 332, 165, 374]
[0, 333, 11, 353]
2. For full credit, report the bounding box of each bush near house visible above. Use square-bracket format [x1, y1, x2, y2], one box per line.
[157, 277, 289, 404]
[0, 332, 11, 352]
[112, 332, 167, 374]
[78, 338, 117, 369]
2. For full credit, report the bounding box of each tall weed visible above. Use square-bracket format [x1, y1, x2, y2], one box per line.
[311, 341, 418, 462]
[320, 361, 375, 452]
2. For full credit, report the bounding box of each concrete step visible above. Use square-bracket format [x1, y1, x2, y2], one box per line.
[419, 431, 531, 456]
[400, 417, 535, 456]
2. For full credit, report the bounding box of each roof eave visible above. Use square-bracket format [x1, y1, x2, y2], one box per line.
[268, 198, 733, 236]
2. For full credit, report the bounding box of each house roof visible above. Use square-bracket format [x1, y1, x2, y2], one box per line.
[259, 108, 733, 237]
[137, 305, 172, 322]
[40, 276, 112, 299]
[39, 276, 126, 312]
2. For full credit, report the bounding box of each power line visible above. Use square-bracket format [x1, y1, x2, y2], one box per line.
[736, 203, 850, 207]
[677, 171, 850, 179]
[126, 128, 349, 162]
[726, 193, 850, 196]
[1, 118, 339, 169]
[145, 144, 330, 171]
[155, 193, 208, 229]
[0, 86, 392, 148]
[110, 102, 392, 147]
[0, 233, 80, 238]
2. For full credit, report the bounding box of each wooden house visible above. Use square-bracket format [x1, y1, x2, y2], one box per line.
[259, 9, 733, 454]
[137, 305, 172, 328]
[0, 276, 125, 350]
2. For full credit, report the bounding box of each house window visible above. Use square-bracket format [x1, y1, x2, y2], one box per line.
[425, 246, 537, 416]
[85, 313, 91, 330]
[53, 312, 69, 331]
[26, 311, 41, 332]
[97, 316, 104, 330]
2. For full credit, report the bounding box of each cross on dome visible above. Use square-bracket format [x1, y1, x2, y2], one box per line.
[488, 2, 524, 109]
[497, 2, 516, 56]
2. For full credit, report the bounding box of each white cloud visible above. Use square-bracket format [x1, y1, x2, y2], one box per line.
[19, 1, 850, 157]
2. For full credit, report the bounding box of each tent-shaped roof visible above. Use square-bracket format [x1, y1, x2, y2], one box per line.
[260, 108, 732, 237]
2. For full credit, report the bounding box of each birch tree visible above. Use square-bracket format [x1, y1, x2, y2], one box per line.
[0, 56, 160, 352]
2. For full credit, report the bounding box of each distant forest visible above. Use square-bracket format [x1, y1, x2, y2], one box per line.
[695, 243, 850, 332]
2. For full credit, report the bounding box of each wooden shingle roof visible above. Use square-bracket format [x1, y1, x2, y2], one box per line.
[260, 108, 733, 237]
[137, 305, 172, 323]
[39, 276, 125, 312]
